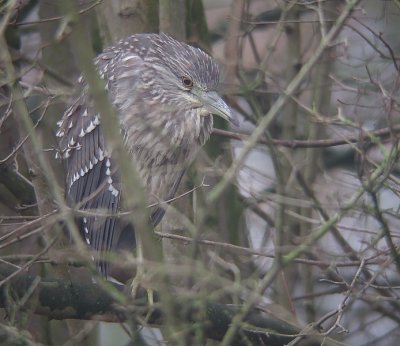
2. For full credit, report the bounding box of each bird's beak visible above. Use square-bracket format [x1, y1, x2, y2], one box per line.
[199, 91, 239, 126]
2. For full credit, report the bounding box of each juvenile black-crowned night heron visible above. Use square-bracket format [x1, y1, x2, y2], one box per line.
[57, 33, 235, 278]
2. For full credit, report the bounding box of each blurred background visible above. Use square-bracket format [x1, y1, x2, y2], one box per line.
[1, 0, 400, 345]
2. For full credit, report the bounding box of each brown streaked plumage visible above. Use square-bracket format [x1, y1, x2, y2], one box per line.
[57, 33, 234, 278]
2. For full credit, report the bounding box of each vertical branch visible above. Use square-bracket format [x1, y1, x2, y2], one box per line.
[224, 0, 244, 98]
[304, 1, 336, 183]
[282, 6, 301, 143]
[96, 0, 158, 46]
[185, 0, 211, 48]
[300, 1, 337, 323]
[214, 0, 246, 246]
[273, 3, 301, 312]
[159, 0, 186, 41]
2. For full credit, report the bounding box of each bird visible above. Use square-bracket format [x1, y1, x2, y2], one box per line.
[56, 33, 235, 279]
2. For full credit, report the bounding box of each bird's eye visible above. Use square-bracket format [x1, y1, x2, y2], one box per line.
[181, 76, 193, 89]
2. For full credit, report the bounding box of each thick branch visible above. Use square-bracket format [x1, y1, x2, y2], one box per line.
[0, 267, 327, 346]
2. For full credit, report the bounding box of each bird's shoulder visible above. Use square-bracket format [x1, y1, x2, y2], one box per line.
[95, 35, 155, 77]
[56, 34, 164, 163]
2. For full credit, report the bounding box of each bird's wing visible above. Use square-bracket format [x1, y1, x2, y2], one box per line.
[57, 51, 146, 277]
[57, 97, 121, 277]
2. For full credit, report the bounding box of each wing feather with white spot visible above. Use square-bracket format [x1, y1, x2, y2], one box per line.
[57, 98, 121, 276]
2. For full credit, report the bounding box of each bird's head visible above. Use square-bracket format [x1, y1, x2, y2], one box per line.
[145, 34, 238, 126]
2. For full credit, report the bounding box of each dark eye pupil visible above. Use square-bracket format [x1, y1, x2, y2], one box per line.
[182, 77, 193, 88]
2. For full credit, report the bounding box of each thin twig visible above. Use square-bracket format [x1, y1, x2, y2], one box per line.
[0, 237, 57, 288]
[212, 123, 400, 149]
[0, 98, 51, 165]
[154, 230, 382, 268]
[11, 0, 101, 27]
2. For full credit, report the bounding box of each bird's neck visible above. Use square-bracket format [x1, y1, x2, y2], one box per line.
[122, 109, 212, 155]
